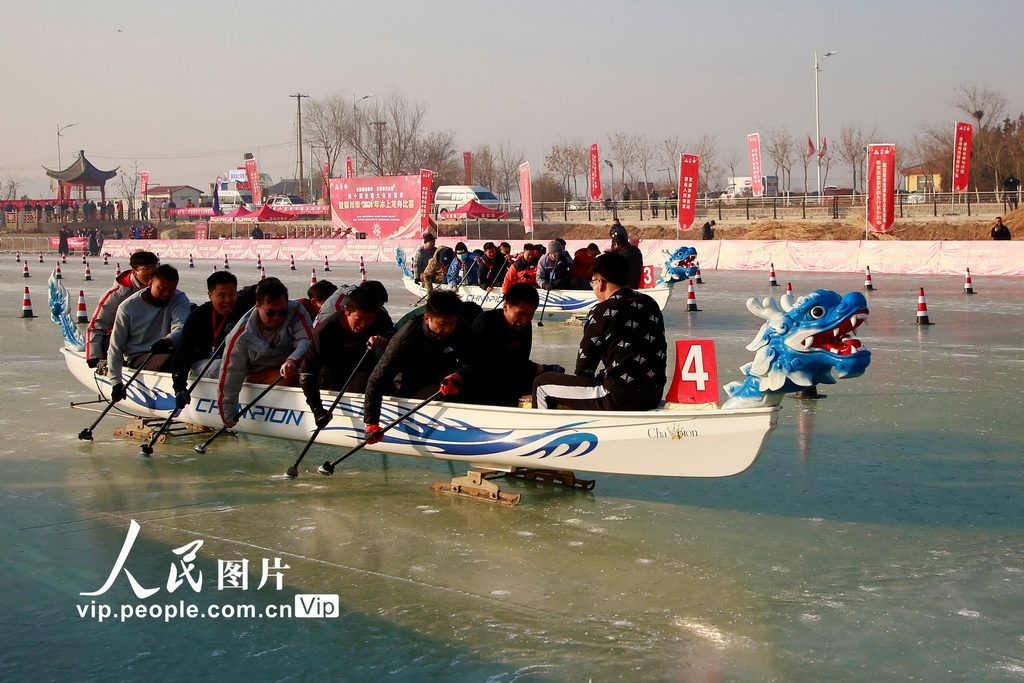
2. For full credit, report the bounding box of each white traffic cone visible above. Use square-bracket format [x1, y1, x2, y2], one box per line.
[964, 268, 975, 295]
[76, 290, 89, 323]
[21, 287, 36, 318]
[768, 263, 779, 286]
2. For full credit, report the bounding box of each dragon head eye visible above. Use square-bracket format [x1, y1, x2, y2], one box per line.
[809, 306, 826, 319]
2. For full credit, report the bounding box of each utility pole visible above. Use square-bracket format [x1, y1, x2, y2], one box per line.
[290, 93, 309, 198]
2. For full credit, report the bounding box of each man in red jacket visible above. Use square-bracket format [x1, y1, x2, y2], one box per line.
[501, 243, 541, 294]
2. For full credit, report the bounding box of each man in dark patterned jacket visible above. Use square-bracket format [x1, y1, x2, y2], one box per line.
[533, 252, 667, 411]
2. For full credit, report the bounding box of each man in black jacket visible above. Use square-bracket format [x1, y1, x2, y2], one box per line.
[361, 289, 472, 444]
[533, 253, 667, 411]
[300, 288, 393, 427]
[610, 234, 644, 289]
[171, 271, 255, 408]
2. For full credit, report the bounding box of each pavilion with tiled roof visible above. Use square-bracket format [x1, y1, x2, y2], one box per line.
[44, 150, 119, 203]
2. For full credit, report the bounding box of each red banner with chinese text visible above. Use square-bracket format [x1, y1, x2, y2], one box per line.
[952, 121, 974, 193]
[345, 156, 354, 178]
[245, 157, 262, 205]
[463, 152, 473, 185]
[677, 153, 700, 231]
[867, 144, 896, 233]
[747, 134, 763, 197]
[140, 171, 149, 201]
[589, 143, 602, 202]
[420, 169, 432, 232]
[322, 160, 330, 201]
[519, 162, 534, 233]
[329, 174, 424, 239]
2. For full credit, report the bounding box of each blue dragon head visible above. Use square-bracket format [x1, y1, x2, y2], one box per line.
[47, 272, 85, 350]
[721, 289, 870, 408]
[657, 246, 699, 286]
[395, 247, 414, 278]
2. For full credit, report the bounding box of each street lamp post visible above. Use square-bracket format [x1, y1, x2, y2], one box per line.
[814, 50, 839, 199]
[56, 123, 77, 170]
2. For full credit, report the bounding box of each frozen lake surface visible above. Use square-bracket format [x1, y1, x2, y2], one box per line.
[1, 253, 1022, 681]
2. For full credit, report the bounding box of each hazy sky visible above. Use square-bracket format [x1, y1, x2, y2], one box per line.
[3, 0, 1022, 198]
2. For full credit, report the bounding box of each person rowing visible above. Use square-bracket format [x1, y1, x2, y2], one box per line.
[360, 289, 472, 445]
[536, 239, 574, 291]
[107, 264, 191, 404]
[85, 250, 159, 375]
[446, 241, 480, 287]
[216, 278, 312, 427]
[170, 271, 255, 410]
[300, 287, 394, 427]
[533, 252, 667, 411]
[501, 243, 541, 294]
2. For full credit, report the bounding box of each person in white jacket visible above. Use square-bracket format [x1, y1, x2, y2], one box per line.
[217, 278, 312, 426]
[107, 264, 190, 402]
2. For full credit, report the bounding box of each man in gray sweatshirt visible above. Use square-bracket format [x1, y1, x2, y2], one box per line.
[107, 264, 191, 402]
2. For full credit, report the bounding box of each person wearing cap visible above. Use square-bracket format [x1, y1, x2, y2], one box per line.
[421, 246, 455, 292]
[501, 243, 541, 294]
[414, 233, 437, 284]
[446, 241, 481, 287]
[536, 240, 574, 290]
[477, 242, 507, 290]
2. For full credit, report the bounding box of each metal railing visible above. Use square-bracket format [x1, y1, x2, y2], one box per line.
[0, 236, 52, 253]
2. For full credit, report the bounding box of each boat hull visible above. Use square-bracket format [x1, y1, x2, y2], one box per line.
[400, 277, 673, 316]
[65, 348, 778, 478]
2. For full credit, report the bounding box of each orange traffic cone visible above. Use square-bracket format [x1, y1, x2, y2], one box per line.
[188, 254, 195, 268]
[223, 256, 230, 270]
[259, 267, 266, 281]
[694, 262, 703, 284]
[257, 255, 263, 270]
[359, 256, 366, 283]
[686, 279, 701, 312]
[916, 288, 934, 325]
[864, 266, 874, 291]
[76, 290, 89, 323]
[62, 254, 67, 264]
[16, 250, 21, 262]
[103, 254, 109, 265]
[84, 263, 92, 281]
[768, 263, 779, 286]
[964, 268, 975, 295]
[310, 268, 317, 285]
[22, 263, 30, 278]
[290, 255, 296, 271]
[38, 252, 44, 263]
[54, 262, 63, 280]
[21, 287, 36, 318]
[786, 282, 793, 297]
[324, 256, 330, 272]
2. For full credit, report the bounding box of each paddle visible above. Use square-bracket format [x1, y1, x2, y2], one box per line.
[138, 338, 229, 457]
[487, 258, 510, 310]
[317, 390, 442, 475]
[78, 353, 154, 441]
[285, 346, 373, 478]
[193, 376, 284, 454]
[537, 286, 552, 327]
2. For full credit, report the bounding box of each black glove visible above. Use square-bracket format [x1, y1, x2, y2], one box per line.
[87, 357, 101, 368]
[414, 277, 422, 285]
[92, 359, 108, 376]
[175, 390, 191, 410]
[312, 408, 333, 429]
[110, 383, 127, 403]
[541, 282, 553, 291]
[150, 338, 174, 354]
[543, 364, 566, 374]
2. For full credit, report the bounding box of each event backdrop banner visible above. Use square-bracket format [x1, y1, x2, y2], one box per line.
[420, 170, 432, 232]
[747, 134, 763, 197]
[867, 144, 896, 233]
[952, 122, 974, 193]
[329, 174, 424, 240]
[589, 144, 602, 202]
[677, 154, 700, 231]
[519, 162, 534, 233]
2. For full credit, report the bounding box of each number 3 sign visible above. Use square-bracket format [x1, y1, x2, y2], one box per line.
[664, 340, 719, 405]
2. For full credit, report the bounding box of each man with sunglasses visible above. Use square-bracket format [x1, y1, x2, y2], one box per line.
[532, 252, 667, 411]
[217, 278, 313, 427]
[86, 250, 159, 375]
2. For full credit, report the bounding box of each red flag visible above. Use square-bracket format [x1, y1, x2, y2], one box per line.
[519, 162, 533, 234]
[867, 144, 896, 233]
[321, 160, 330, 201]
[345, 155, 354, 178]
[244, 157, 262, 205]
[139, 171, 149, 202]
[420, 169, 433, 232]
[952, 121, 974, 193]
[589, 143, 602, 202]
[677, 153, 700, 231]
[747, 134, 763, 197]
[819, 137, 828, 159]
[463, 152, 473, 185]
[806, 136, 816, 159]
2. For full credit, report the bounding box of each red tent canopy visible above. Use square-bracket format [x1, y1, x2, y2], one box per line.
[239, 204, 296, 222]
[210, 206, 253, 221]
[438, 200, 508, 220]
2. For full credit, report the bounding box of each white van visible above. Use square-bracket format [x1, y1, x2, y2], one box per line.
[217, 189, 255, 213]
[433, 185, 501, 213]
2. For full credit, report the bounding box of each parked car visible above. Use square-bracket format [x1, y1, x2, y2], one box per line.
[266, 194, 309, 206]
[433, 185, 501, 213]
[904, 192, 927, 204]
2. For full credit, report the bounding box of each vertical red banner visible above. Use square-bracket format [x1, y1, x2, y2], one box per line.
[519, 162, 534, 234]
[139, 171, 149, 204]
[677, 153, 700, 231]
[867, 144, 896, 233]
[345, 155, 354, 178]
[952, 121, 974, 193]
[463, 152, 473, 185]
[747, 134, 763, 197]
[245, 157, 262, 205]
[321, 160, 330, 201]
[420, 169, 433, 232]
[589, 143, 602, 201]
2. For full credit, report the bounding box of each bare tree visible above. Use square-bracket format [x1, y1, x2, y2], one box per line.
[470, 144, 498, 192]
[763, 128, 796, 195]
[545, 142, 577, 197]
[1, 176, 21, 201]
[305, 93, 355, 179]
[835, 124, 876, 192]
[659, 136, 683, 187]
[416, 130, 459, 184]
[608, 131, 641, 194]
[952, 83, 1010, 191]
[634, 136, 658, 197]
[724, 148, 741, 187]
[494, 140, 525, 202]
[113, 163, 141, 220]
[687, 135, 720, 194]
[346, 91, 426, 176]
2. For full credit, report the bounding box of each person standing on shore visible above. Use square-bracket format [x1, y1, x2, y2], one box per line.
[991, 217, 1011, 240]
